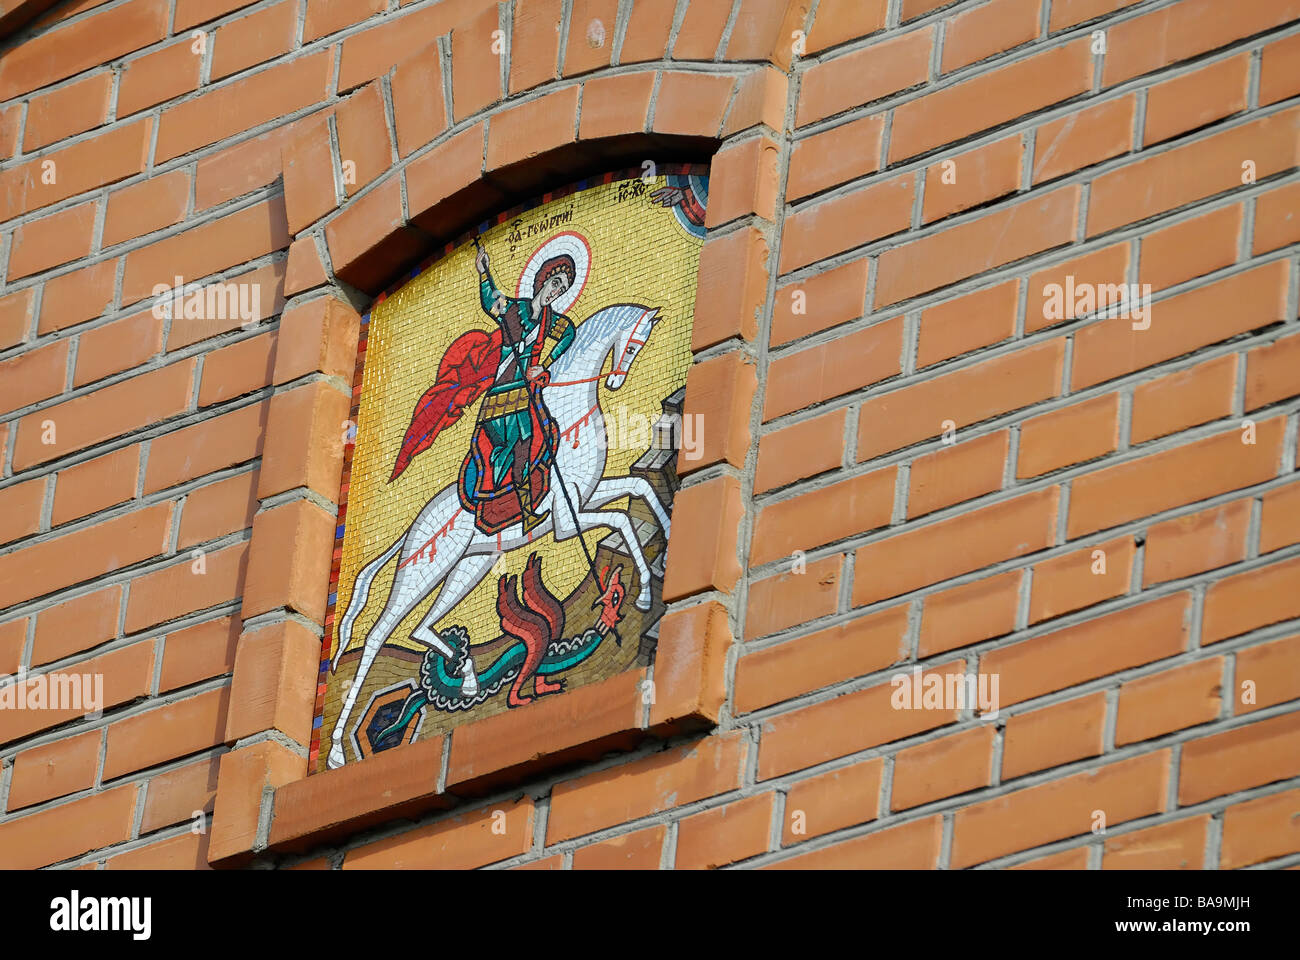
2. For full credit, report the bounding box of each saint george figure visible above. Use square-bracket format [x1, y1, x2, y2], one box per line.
[459, 241, 576, 534]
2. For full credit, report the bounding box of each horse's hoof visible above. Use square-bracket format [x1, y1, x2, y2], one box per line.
[327, 743, 346, 769]
[634, 593, 651, 612]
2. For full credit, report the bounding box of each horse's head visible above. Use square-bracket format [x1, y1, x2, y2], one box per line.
[605, 307, 659, 390]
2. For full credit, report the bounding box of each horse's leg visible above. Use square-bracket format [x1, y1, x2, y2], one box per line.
[408, 551, 497, 698]
[583, 475, 671, 541]
[552, 493, 655, 610]
[329, 560, 442, 768]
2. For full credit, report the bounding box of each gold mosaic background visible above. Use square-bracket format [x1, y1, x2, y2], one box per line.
[319, 173, 706, 760]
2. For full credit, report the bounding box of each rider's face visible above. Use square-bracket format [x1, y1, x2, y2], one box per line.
[538, 274, 570, 306]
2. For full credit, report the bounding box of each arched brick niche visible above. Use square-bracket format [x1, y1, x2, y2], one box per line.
[206, 8, 797, 865]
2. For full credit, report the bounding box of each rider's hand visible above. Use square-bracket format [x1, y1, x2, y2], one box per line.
[475, 246, 489, 274]
[526, 365, 546, 381]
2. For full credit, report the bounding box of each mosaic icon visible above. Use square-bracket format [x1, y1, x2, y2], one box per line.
[314, 166, 709, 772]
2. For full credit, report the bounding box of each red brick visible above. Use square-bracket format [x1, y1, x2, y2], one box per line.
[548, 732, 747, 842]
[941, 0, 1040, 72]
[1032, 95, 1135, 184]
[1002, 692, 1106, 779]
[675, 794, 773, 868]
[781, 757, 882, 843]
[1087, 109, 1300, 236]
[892, 726, 995, 810]
[858, 338, 1065, 460]
[1067, 417, 1284, 539]
[12, 360, 195, 470]
[0, 503, 171, 610]
[0, 0, 168, 99]
[692, 225, 768, 348]
[662, 475, 744, 602]
[891, 40, 1093, 162]
[578, 71, 654, 140]
[786, 115, 883, 202]
[805, 0, 888, 53]
[210, 0, 297, 80]
[1254, 181, 1300, 256]
[37, 260, 116, 335]
[1116, 658, 1223, 745]
[143, 400, 269, 494]
[103, 687, 231, 780]
[1220, 788, 1300, 868]
[855, 487, 1058, 607]
[390, 44, 446, 157]
[908, 430, 1007, 517]
[572, 824, 665, 869]
[618, 0, 674, 63]
[767, 318, 903, 419]
[158, 616, 241, 692]
[0, 288, 34, 348]
[770, 256, 870, 348]
[124, 542, 249, 633]
[0, 117, 152, 222]
[1259, 31, 1300, 106]
[1143, 498, 1251, 587]
[758, 660, 964, 780]
[8, 202, 97, 279]
[1103, 0, 1300, 86]
[1244, 332, 1300, 419]
[0, 785, 137, 869]
[918, 570, 1021, 657]
[917, 281, 1018, 368]
[1133, 354, 1238, 446]
[1048, 0, 1140, 30]
[121, 197, 290, 306]
[155, 51, 332, 163]
[23, 72, 112, 151]
[197, 331, 277, 408]
[780, 173, 914, 272]
[344, 798, 534, 869]
[981, 593, 1190, 707]
[7, 730, 100, 811]
[1029, 536, 1134, 624]
[0, 338, 67, 415]
[241, 500, 335, 621]
[735, 604, 908, 713]
[652, 71, 734, 137]
[1179, 711, 1300, 806]
[51, 445, 139, 527]
[1017, 393, 1119, 478]
[118, 40, 202, 116]
[509, 0, 561, 92]
[796, 28, 933, 127]
[1025, 243, 1131, 333]
[562, 0, 618, 77]
[177, 470, 259, 549]
[102, 170, 191, 248]
[950, 751, 1169, 868]
[671, 0, 731, 59]
[1104, 816, 1208, 869]
[1143, 54, 1249, 147]
[876, 187, 1081, 307]
[0, 477, 44, 546]
[1235, 633, 1300, 716]
[1260, 481, 1300, 554]
[1139, 204, 1242, 294]
[754, 407, 846, 494]
[1202, 554, 1300, 646]
[31, 584, 121, 666]
[769, 814, 943, 869]
[303, 0, 385, 41]
[743, 554, 842, 640]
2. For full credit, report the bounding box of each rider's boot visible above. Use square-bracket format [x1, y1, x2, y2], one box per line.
[517, 480, 549, 534]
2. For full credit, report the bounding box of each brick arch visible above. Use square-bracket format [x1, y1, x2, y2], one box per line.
[282, 57, 790, 295]
[208, 5, 799, 864]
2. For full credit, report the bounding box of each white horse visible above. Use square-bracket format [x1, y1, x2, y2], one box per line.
[327, 302, 671, 768]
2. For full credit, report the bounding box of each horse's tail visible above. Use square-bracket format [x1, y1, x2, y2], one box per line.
[331, 537, 402, 671]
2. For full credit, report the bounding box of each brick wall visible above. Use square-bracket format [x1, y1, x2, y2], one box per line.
[0, 0, 1298, 870]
